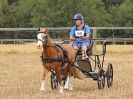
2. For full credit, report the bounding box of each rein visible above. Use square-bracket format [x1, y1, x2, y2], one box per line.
[37, 39, 45, 43]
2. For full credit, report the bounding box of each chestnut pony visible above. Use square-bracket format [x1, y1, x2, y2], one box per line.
[36, 28, 84, 94]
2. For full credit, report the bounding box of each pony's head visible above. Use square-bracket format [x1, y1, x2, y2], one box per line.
[36, 28, 48, 49]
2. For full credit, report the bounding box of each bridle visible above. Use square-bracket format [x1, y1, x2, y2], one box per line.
[37, 32, 48, 46]
[37, 32, 70, 67]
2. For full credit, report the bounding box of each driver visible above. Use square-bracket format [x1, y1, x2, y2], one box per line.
[69, 14, 91, 60]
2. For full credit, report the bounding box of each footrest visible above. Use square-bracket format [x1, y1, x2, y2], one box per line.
[89, 72, 98, 80]
[75, 60, 92, 72]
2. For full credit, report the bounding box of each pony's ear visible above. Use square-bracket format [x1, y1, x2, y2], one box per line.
[44, 28, 48, 33]
[38, 28, 48, 33]
[38, 28, 40, 31]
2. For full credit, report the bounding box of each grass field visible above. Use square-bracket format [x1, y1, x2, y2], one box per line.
[0, 44, 133, 99]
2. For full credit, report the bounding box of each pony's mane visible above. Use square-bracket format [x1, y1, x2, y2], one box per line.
[47, 34, 53, 44]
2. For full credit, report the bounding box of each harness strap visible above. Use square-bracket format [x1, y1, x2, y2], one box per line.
[41, 43, 70, 64]
[41, 56, 65, 63]
[55, 43, 69, 59]
[55, 44, 70, 63]
[52, 44, 62, 59]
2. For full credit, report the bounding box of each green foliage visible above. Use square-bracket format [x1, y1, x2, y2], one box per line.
[0, 0, 133, 38]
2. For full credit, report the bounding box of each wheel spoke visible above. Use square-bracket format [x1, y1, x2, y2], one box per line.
[51, 73, 58, 89]
[107, 63, 113, 88]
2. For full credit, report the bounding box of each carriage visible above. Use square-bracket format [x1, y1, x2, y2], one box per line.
[50, 39, 113, 90]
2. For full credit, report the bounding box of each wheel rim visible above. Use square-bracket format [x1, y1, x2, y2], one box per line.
[107, 63, 113, 88]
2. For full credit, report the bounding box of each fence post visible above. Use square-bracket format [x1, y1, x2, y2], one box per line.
[1, 41, 3, 44]
[92, 27, 97, 51]
[124, 40, 127, 45]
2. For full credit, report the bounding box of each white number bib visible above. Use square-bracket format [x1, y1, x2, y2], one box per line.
[75, 30, 85, 37]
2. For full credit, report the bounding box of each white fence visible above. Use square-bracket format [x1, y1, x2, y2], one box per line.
[0, 38, 133, 45]
[0, 27, 133, 45]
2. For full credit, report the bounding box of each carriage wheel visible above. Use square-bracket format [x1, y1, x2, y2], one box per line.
[97, 69, 105, 89]
[51, 72, 58, 89]
[106, 63, 113, 88]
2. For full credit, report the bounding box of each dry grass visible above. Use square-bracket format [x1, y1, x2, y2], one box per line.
[0, 43, 39, 55]
[0, 43, 132, 55]
[95, 45, 133, 54]
[0, 44, 133, 99]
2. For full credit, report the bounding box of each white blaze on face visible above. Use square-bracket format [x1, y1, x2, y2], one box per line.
[36, 33, 46, 49]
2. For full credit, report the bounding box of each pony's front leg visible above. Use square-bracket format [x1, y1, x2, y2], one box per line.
[56, 68, 64, 94]
[68, 79, 73, 91]
[40, 66, 49, 92]
[59, 82, 64, 94]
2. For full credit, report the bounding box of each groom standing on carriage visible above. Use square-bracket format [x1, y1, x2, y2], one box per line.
[70, 14, 91, 60]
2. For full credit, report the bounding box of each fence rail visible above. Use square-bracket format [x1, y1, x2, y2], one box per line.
[0, 27, 133, 31]
[0, 39, 36, 44]
[0, 27, 132, 45]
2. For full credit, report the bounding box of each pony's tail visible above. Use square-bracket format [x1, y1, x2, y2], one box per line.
[69, 66, 85, 80]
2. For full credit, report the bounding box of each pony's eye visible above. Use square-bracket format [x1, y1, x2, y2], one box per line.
[42, 36, 45, 40]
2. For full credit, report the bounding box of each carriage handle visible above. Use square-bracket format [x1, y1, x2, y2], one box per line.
[102, 39, 107, 55]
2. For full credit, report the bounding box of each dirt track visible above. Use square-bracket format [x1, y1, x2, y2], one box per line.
[0, 44, 133, 99]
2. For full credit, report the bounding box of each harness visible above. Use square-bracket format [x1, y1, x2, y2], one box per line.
[40, 43, 70, 67]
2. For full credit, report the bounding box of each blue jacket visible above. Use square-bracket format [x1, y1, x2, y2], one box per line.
[70, 24, 91, 43]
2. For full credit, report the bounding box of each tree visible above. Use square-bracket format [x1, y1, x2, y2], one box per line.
[0, 0, 133, 38]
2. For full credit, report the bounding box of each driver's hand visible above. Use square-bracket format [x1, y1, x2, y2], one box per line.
[70, 36, 75, 41]
[81, 37, 86, 40]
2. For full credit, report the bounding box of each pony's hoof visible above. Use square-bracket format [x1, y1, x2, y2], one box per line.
[64, 86, 69, 90]
[59, 90, 64, 94]
[40, 88, 45, 92]
[69, 87, 73, 91]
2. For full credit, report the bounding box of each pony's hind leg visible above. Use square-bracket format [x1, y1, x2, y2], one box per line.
[64, 75, 69, 89]
[62, 65, 73, 91]
[64, 75, 73, 91]
[68, 78, 73, 91]
[40, 66, 49, 92]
